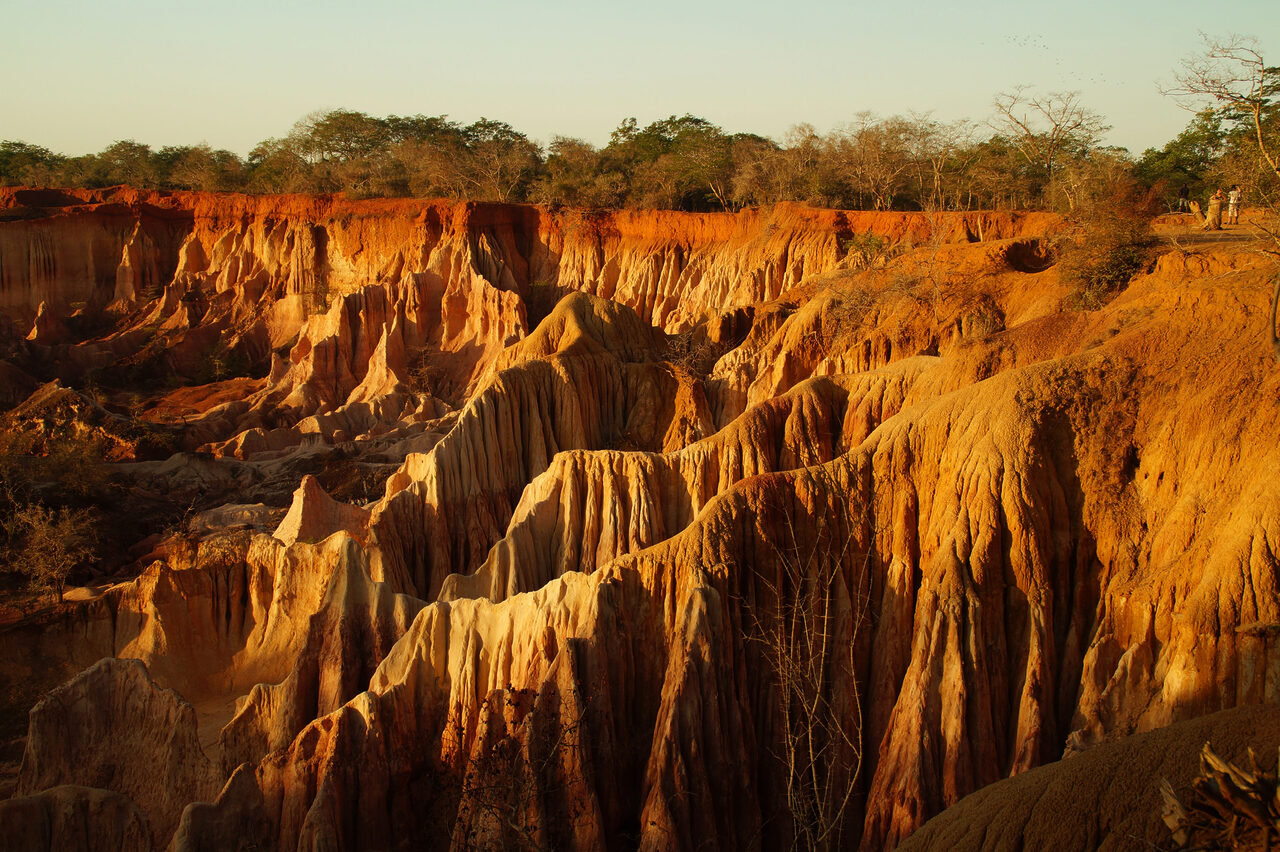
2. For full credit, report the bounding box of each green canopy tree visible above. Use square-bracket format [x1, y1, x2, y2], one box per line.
[96, 140, 158, 187]
[1135, 110, 1225, 208]
[603, 114, 736, 210]
[534, 136, 629, 208]
[153, 144, 246, 192]
[0, 141, 65, 186]
[3, 502, 96, 603]
[246, 135, 315, 193]
[456, 118, 542, 202]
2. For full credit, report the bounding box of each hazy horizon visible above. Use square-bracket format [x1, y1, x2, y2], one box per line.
[4, 0, 1278, 158]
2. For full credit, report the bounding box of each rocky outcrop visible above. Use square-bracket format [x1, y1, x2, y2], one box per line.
[437, 365, 918, 605]
[367, 292, 716, 601]
[0, 786, 153, 852]
[219, 555, 425, 774]
[898, 704, 1280, 852]
[168, 764, 273, 852]
[0, 189, 190, 315]
[15, 659, 219, 848]
[235, 240, 1277, 852]
[3, 189, 1278, 852]
[0, 187, 1056, 330]
[273, 475, 372, 547]
[0, 188, 1055, 457]
[25, 301, 68, 344]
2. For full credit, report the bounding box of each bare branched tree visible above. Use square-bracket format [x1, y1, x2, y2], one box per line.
[830, 113, 914, 210]
[905, 113, 977, 212]
[991, 87, 1111, 210]
[450, 682, 594, 851]
[1168, 36, 1280, 180]
[750, 465, 872, 852]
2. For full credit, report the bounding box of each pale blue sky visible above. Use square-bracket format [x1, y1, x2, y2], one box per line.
[2, 0, 1277, 156]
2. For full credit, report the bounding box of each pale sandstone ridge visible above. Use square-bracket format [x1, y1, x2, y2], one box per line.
[437, 367, 918, 604]
[218, 557, 426, 775]
[154, 244, 1280, 849]
[15, 659, 219, 848]
[0, 786, 153, 852]
[0, 187, 1053, 467]
[366, 291, 716, 601]
[273, 475, 371, 547]
[167, 764, 273, 852]
[2, 190, 1278, 851]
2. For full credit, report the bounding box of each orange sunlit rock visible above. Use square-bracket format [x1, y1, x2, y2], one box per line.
[1, 187, 1276, 851]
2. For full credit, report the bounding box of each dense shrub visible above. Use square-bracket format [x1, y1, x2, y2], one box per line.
[1056, 183, 1160, 309]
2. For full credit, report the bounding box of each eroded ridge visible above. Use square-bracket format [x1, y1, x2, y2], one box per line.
[1, 190, 1276, 851]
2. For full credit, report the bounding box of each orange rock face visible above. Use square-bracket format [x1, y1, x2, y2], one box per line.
[0, 187, 1277, 852]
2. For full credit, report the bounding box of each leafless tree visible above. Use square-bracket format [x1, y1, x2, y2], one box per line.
[750, 465, 872, 852]
[1169, 36, 1280, 180]
[905, 114, 977, 212]
[831, 113, 914, 210]
[450, 683, 594, 851]
[991, 88, 1110, 209]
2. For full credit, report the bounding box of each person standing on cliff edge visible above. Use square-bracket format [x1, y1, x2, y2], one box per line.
[1227, 185, 1242, 225]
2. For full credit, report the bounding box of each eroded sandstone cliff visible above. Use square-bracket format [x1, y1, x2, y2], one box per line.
[0, 187, 1276, 851]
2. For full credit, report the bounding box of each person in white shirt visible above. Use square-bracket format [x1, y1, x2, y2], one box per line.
[1227, 185, 1243, 225]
